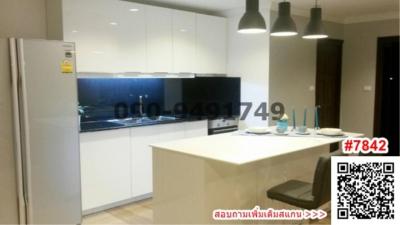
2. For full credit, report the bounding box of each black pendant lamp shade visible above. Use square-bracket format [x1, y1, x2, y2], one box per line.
[271, 1, 298, 36]
[303, 7, 328, 39]
[238, 0, 267, 34]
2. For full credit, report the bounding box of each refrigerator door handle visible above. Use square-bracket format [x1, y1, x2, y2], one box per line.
[9, 38, 27, 225]
[15, 38, 33, 224]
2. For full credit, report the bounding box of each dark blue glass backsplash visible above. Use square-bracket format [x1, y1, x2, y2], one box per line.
[78, 77, 241, 122]
[78, 78, 168, 122]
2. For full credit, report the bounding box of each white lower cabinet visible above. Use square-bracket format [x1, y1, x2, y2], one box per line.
[80, 121, 208, 212]
[130, 126, 159, 198]
[184, 120, 208, 138]
[158, 123, 186, 142]
[80, 129, 131, 211]
[130, 123, 186, 198]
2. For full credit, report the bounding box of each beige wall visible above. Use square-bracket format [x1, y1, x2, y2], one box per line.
[0, 39, 19, 225]
[269, 13, 399, 135]
[46, 0, 64, 40]
[340, 19, 400, 137]
[223, 7, 270, 128]
[269, 13, 343, 127]
[0, 0, 47, 38]
[0, 0, 48, 223]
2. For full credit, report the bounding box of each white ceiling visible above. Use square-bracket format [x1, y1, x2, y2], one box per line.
[129, 0, 245, 12]
[132, 0, 399, 23]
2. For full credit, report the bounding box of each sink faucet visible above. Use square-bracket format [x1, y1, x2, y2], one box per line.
[139, 95, 144, 117]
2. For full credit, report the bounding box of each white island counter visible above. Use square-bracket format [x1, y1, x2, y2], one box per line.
[151, 131, 362, 165]
[151, 130, 363, 224]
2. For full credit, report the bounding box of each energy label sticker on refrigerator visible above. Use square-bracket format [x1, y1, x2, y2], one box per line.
[61, 60, 74, 73]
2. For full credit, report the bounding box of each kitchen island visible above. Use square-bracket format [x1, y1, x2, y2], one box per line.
[151, 130, 363, 224]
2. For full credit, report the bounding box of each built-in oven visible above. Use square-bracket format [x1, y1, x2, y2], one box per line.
[208, 117, 239, 135]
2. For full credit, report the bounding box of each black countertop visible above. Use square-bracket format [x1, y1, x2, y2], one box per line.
[80, 116, 204, 133]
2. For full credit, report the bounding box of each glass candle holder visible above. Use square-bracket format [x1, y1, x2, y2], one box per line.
[276, 120, 288, 133]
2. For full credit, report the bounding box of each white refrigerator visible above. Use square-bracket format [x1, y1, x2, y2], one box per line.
[0, 38, 82, 224]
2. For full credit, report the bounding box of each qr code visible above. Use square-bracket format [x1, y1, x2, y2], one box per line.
[332, 157, 400, 225]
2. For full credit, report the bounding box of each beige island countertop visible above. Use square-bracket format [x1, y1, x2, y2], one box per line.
[151, 130, 363, 165]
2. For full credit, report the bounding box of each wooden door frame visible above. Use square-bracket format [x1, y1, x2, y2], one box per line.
[316, 38, 344, 152]
[373, 36, 399, 136]
[315, 38, 344, 127]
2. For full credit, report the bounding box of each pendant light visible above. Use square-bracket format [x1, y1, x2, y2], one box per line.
[303, 0, 328, 39]
[238, 0, 267, 34]
[271, 1, 298, 37]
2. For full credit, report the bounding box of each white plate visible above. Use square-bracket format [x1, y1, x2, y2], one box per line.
[246, 127, 271, 134]
[273, 131, 289, 136]
[317, 128, 344, 136]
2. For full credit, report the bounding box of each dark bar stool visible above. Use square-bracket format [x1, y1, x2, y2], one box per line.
[267, 151, 341, 210]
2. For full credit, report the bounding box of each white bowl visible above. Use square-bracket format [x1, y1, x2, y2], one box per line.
[318, 128, 343, 136]
[246, 127, 270, 134]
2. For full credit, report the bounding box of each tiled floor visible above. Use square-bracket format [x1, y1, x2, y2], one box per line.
[82, 199, 330, 225]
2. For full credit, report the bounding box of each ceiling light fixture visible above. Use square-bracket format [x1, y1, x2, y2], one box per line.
[238, 0, 267, 34]
[303, 0, 328, 39]
[129, 8, 139, 12]
[271, 1, 298, 37]
[109, 22, 118, 26]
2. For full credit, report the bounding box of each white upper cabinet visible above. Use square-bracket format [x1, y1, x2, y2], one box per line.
[62, 0, 227, 74]
[172, 10, 196, 73]
[63, 0, 120, 73]
[116, 1, 147, 73]
[63, 0, 146, 73]
[146, 5, 173, 73]
[195, 14, 227, 74]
